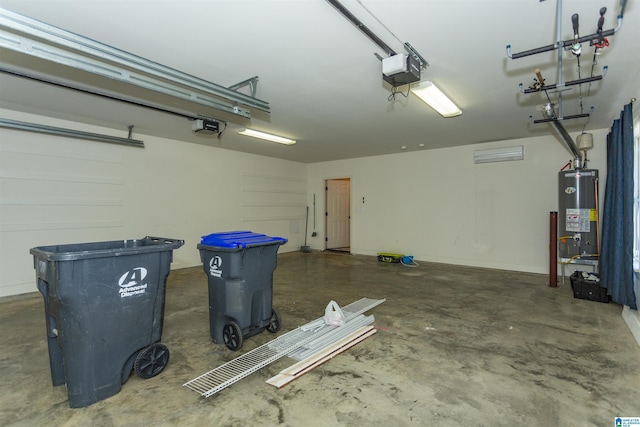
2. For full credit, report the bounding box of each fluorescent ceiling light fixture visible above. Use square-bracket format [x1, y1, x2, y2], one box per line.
[474, 146, 524, 164]
[410, 81, 462, 117]
[238, 129, 296, 145]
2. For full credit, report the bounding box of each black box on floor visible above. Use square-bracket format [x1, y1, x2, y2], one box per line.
[570, 271, 610, 303]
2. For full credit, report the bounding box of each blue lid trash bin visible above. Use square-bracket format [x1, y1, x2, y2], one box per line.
[30, 236, 184, 408]
[198, 231, 287, 351]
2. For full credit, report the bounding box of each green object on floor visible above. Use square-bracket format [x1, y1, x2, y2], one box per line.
[377, 252, 403, 263]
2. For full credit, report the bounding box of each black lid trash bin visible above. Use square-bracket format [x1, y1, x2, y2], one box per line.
[30, 236, 184, 408]
[198, 231, 287, 351]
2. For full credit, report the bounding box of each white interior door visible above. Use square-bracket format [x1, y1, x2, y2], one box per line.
[326, 178, 350, 250]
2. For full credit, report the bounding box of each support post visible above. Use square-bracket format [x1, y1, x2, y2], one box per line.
[549, 211, 558, 287]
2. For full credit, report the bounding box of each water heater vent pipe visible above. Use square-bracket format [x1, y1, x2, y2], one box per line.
[549, 119, 583, 168]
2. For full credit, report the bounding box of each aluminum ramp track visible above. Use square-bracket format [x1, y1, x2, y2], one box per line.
[183, 297, 385, 398]
[287, 314, 375, 361]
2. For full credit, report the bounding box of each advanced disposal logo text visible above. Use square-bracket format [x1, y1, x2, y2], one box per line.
[209, 256, 223, 278]
[118, 267, 148, 298]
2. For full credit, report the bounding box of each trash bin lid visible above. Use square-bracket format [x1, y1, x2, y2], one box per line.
[30, 236, 184, 261]
[200, 231, 287, 248]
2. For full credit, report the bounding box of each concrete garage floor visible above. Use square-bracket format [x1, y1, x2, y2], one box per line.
[1, 251, 639, 426]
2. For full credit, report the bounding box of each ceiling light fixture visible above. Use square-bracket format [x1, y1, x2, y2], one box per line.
[238, 129, 296, 145]
[410, 81, 462, 118]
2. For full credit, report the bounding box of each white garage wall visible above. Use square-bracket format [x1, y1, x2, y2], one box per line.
[0, 109, 306, 297]
[0, 107, 612, 297]
[307, 129, 608, 275]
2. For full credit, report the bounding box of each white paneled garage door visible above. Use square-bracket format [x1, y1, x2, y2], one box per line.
[0, 128, 126, 296]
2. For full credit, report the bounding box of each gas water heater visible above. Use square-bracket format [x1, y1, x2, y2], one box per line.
[558, 169, 599, 259]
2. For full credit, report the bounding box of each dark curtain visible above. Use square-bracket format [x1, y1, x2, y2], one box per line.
[600, 103, 636, 309]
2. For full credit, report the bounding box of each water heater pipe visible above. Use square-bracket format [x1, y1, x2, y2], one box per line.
[549, 211, 558, 288]
[549, 119, 583, 167]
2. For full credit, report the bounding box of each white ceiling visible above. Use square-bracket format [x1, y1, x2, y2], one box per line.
[1, 0, 639, 163]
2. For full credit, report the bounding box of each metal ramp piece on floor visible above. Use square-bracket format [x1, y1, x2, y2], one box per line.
[183, 297, 385, 398]
[286, 314, 375, 361]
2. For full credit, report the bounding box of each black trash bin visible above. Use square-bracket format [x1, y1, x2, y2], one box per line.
[198, 231, 287, 351]
[30, 236, 184, 408]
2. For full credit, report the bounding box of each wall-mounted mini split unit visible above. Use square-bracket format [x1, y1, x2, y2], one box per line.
[473, 146, 524, 164]
[382, 54, 421, 87]
[191, 119, 219, 135]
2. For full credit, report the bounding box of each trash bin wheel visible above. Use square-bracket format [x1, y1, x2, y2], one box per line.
[266, 308, 281, 333]
[134, 342, 170, 379]
[222, 322, 243, 351]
